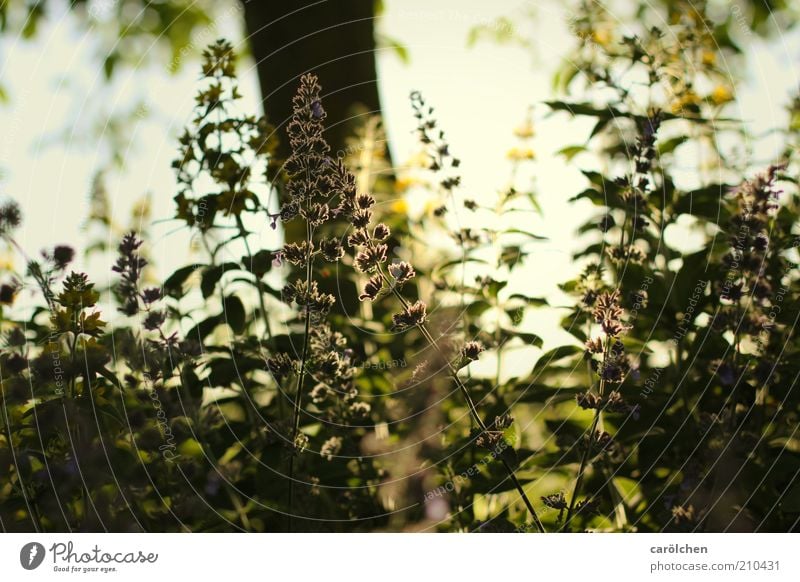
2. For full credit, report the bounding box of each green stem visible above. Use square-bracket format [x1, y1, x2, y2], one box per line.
[287, 221, 314, 532]
[563, 338, 609, 532]
[562, 408, 602, 532]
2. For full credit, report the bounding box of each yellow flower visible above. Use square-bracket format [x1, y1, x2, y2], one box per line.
[506, 147, 536, 161]
[404, 151, 429, 169]
[701, 50, 716, 66]
[513, 120, 535, 140]
[130, 195, 152, 222]
[591, 28, 612, 47]
[394, 176, 427, 194]
[394, 177, 413, 193]
[390, 198, 409, 215]
[711, 85, 734, 105]
[0, 253, 14, 271]
[670, 90, 701, 114]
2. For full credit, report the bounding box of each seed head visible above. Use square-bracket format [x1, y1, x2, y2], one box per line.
[0, 283, 18, 305]
[320, 238, 344, 262]
[373, 223, 391, 241]
[541, 492, 568, 510]
[282, 241, 312, 266]
[52, 245, 75, 270]
[462, 341, 485, 361]
[392, 300, 427, 330]
[354, 244, 388, 273]
[347, 229, 370, 247]
[0, 201, 22, 233]
[359, 274, 383, 301]
[388, 261, 416, 285]
[267, 352, 296, 381]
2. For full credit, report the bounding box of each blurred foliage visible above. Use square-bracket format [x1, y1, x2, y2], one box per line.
[0, 0, 218, 79]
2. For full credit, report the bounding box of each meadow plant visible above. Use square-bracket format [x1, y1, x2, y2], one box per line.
[1, 12, 800, 533]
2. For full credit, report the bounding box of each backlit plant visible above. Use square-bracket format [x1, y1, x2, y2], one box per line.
[1, 7, 799, 534]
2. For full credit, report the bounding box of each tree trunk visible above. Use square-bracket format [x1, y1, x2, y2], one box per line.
[241, 0, 383, 160]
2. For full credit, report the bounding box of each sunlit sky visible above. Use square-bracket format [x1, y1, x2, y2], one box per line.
[1, 0, 799, 350]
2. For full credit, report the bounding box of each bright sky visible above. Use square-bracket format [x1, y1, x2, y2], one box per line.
[1, 0, 799, 351]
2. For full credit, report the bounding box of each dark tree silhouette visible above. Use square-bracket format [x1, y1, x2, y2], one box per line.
[242, 0, 383, 159]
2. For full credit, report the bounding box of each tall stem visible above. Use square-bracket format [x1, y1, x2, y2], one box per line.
[378, 267, 545, 532]
[563, 338, 609, 532]
[287, 221, 313, 532]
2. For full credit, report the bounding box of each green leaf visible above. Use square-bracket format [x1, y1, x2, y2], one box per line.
[486, 279, 507, 299]
[467, 300, 492, 318]
[672, 184, 732, 223]
[201, 262, 239, 298]
[178, 438, 205, 459]
[532, 345, 583, 375]
[545, 101, 625, 120]
[506, 306, 525, 325]
[657, 136, 689, 156]
[436, 257, 489, 273]
[378, 34, 410, 64]
[103, 52, 120, 80]
[502, 228, 547, 240]
[206, 355, 263, 387]
[241, 249, 274, 278]
[670, 251, 711, 313]
[164, 264, 203, 299]
[502, 329, 544, 348]
[556, 145, 588, 161]
[508, 293, 548, 307]
[180, 365, 204, 399]
[186, 315, 221, 342]
[97, 367, 123, 391]
[509, 382, 584, 404]
[223, 295, 246, 335]
[467, 17, 517, 48]
[553, 63, 582, 92]
[502, 424, 517, 447]
[21, 4, 44, 39]
[499, 245, 523, 267]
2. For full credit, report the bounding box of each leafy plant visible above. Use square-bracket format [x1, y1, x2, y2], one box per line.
[1, 10, 800, 534]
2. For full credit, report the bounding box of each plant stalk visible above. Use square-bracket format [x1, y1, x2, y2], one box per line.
[287, 221, 314, 532]
[378, 267, 545, 532]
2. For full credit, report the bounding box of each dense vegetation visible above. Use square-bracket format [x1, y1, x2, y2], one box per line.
[1, 2, 800, 532]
